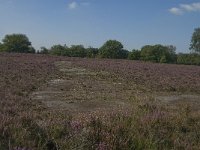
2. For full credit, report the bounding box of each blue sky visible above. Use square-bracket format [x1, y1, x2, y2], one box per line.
[0, 0, 200, 52]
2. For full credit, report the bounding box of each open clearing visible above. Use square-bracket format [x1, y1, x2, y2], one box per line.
[31, 60, 200, 115]
[31, 61, 132, 115]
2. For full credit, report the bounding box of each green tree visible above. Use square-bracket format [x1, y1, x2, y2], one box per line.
[190, 28, 200, 53]
[128, 49, 141, 60]
[177, 53, 200, 65]
[0, 34, 34, 53]
[140, 44, 176, 63]
[165, 45, 177, 63]
[49, 44, 68, 56]
[86, 47, 99, 58]
[99, 40, 124, 59]
[39, 47, 49, 54]
[70, 45, 86, 57]
[118, 49, 129, 59]
[140, 45, 156, 61]
[0, 42, 3, 52]
[29, 46, 36, 53]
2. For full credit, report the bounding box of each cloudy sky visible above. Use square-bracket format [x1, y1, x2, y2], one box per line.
[0, 0, 200, 52]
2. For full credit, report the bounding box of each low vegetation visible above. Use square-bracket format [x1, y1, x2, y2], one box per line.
[1, 53, 200, 149]
[74, 58, 200, 93]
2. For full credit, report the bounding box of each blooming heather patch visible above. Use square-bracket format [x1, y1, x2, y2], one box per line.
[72, 59, 200, 93]
[1, 53, 200, 149]
[0, 53, 72, 149]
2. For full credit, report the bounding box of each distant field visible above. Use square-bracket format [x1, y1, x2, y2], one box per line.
[1, 53, 200, 149]
[73, 58, 200, 93]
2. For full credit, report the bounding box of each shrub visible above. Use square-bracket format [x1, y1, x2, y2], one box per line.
[99, 40, 124, 59]
[128, 49, 141, 60]
[140, 44, 176, 63]
[177, 53, 200, 65]
[0, 34, 34, 53]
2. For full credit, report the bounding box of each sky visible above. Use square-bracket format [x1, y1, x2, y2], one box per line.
[0, 0, 200, 53]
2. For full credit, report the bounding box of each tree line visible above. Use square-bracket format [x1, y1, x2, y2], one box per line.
[0, 27, 200, 65]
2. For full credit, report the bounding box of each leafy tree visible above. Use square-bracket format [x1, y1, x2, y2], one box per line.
[118, 49, 129, 59]
[69, 45, 86, 57]
[39, 47, 49, 54]
[140, 44, 176, 63]
[49, 44, 68, 56]
[128, 49, 141, 60]
[0, 42, 3, 52]
[86, 47, 99, 58]
[140, 45, 156, 61]
[0, 34, 34, 53]
[160, 55, 167, 63]
[99, 40, 124, 59]
[190, 28, 200, 53]
[177, 53, 200, 65]
[29, 46, 36, 54]
[165, 45, 177, 63]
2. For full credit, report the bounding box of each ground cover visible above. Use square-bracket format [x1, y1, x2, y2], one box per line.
[1, 53, 200, 149]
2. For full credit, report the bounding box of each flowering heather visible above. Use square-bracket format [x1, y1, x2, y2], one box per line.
[73, 58, 200, 92]
[96, 142, 107, 150]
[0, 53, 71, 149]
[12, 147, 30, 150]
[1, 53, 200, 149]
[70, 120, 82, 133]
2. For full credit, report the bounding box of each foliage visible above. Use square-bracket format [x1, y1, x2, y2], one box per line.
[118, 49, 129, 59]
[44, 44, 101, 58]
[0, 34, 34, 53]
[38, 47, 49, 54]
[177, 53, 200, 65]
[99, 40, 124, 59]
[190, 27, 200, 53]
[49, 44, 68, 56]
[0, 42, 3, 52]
[28, 46, 36, 54]
[69, 45, 87, 57]
[128, 49, 141, 60]
[86, 47, 99, 58]
[140, 44, 176, 63]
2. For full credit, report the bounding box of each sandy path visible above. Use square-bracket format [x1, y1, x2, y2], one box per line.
[30, 61, 132, 114]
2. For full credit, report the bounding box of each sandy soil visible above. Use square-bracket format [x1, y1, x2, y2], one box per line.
[31, 61, 132, 114]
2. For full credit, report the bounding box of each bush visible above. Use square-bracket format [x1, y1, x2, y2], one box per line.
[0, 34, 35, 53]
[128, 49, 141, 60]
[86, 47, 99, 58]
[118, 49, 129, 59]
[69, 45, 87, 57]
[177, 53, 200, 65]
[49, 45, 69, 56]
[38, 47, 49, 54]
[140, 44, 176, 63]
[99, 40, 124, 59]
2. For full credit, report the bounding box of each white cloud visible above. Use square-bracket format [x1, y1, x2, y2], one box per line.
[180, 4, 194, 12]
[180, 3, 200, 12]
[169, 7, 183, 15]
[68, 2, 78, 9]
[169, 2, 200, 15]
[68, 1, 90, 10]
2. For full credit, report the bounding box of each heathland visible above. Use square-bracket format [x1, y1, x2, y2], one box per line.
[1, 53, 200, 149]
